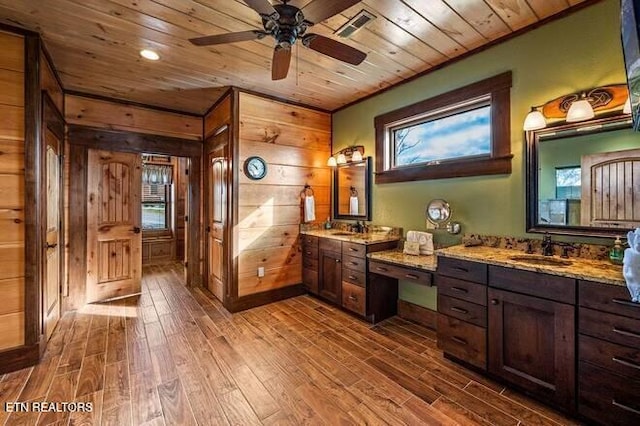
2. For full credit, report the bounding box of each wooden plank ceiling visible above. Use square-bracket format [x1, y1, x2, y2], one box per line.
[0, 0, 589, 114]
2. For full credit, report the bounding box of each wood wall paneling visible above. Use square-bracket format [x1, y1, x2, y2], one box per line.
[65, 95, 202, 140]
[236, 92, 331, 298]
[0, 30, 25, 351]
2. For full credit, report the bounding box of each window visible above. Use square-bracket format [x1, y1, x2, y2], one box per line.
[375, 72, 513, 183]
[555, 166, 581, 199]
[142, 183, 170, 230]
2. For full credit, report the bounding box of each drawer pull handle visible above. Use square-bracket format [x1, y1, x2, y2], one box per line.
[451, 306, 468, 314]
[306, 251, 312, 255]
[376, 267, 389, 272]
[612, 298, 640, 308]
[348, 295, 357, 301]
[348, 275, 358, 280]
[405, 273, 419, 280]
[453, 266, 469, 273]
[451, 286, 468, 293]
[612, 399, 640, 415]
[451, 336, 467, 346]
[613, 327, 640, 339]
[491, 299, 499, 305]
[349, 248, 359, 252]
[612, 356, 640, 371]
[349, 262, 358, 266]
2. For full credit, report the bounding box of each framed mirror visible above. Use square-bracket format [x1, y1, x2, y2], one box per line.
[526, 114, 639, 237]
[333, 157, 372, 220]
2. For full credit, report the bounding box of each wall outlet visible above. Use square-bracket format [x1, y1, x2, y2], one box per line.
[257, 267, 265, 277]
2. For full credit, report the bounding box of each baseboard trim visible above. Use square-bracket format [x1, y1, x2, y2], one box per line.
[0, 343, 41, 375]
[226, 284, 306, 313]
[397, 299, 438, 331]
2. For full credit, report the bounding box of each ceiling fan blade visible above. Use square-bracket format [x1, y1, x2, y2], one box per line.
[244, 0, 279, 18]
[303, 34, 366, 65]
[272, 46, 291, 80]
[189, 30, 265, 46]
[302, 0, 360, 25]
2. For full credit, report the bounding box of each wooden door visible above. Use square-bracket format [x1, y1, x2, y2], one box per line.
[319, 250, 342, 304]
[207, 141, 227, 302]
[86, 150, 142, 303]
[488, 288, 575, 410]
[43, 96, 64, 340]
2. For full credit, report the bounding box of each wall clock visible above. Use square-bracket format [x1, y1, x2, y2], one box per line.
[243, 156, 267, 180]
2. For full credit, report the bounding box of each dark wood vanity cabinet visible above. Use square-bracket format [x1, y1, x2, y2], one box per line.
[318, 238, 342, 304]
[436, 258, 488, 370]
[578, 280, 640, 425]
[302, 235, 319, 295]
[487, 266, 576, 411]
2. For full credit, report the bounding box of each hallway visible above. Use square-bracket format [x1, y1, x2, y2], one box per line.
[0, 264, 576, 425]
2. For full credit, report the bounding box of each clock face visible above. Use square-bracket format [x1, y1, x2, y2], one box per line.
[244, 156, 267, 180]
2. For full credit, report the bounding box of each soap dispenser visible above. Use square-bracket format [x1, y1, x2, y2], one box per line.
[609, 236, 624, 265]
[324, 217, 332, 230]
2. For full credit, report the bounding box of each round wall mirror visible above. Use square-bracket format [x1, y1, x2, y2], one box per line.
[426, 199, 451, 226]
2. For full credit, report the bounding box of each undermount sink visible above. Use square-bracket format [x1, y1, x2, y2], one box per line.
[331, 231, 356, 236]
[509, 255, 573, 267]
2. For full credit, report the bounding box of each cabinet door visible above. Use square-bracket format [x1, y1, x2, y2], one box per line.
[488, 288, 575, 410]
[319, 250, 342, 304]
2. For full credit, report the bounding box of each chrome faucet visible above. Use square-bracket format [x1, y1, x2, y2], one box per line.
[541, 233, 554, 256]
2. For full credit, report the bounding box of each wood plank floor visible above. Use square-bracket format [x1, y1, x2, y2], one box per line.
[0, 263, 581, 426]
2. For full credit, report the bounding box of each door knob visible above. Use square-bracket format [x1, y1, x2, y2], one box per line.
[491, 299, 499, 305]
[46, 242, 58, 249]
[133, 227, 141, 234]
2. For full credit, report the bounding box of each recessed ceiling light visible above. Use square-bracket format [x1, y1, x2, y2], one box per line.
[140, 49, 160, 61]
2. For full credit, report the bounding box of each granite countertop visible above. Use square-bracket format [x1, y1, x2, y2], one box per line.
[300, 229, 400, 245]
[367, 249, 437, 272]
[436, 245, 625, 287]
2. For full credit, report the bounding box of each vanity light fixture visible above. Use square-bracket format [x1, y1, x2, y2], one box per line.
[566, 93, 595, 122]
[522, 84, 629, 130]
[327, 145, 365, 167]
[523, 107, 547, 131]
[140, 49, 160, 61]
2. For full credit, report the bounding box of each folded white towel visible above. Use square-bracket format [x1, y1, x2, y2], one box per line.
[304, 195, 316, 222]
[407, 230, 434, 255]
[349, 196, 359, 215]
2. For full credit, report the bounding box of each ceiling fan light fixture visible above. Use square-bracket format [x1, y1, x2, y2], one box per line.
[140, 49, 160, 61]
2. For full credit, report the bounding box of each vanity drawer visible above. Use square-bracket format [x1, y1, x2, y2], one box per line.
[343, 269, 366, 288]
[368, 260, 432, 286]
[489, 265, 575, 304]
[302, 246, 318, 259]
[580, 307, 640, 349]
[438, 257, 487, 284]
[579, 361, 640, 426]
[343, 255, 366, 273]
[302, 256, 318, 271]
[579, 280, 640, 320]
[303, 268, 318, 294]
[579, 334, 640, 380]
[302, 235, 318, 248]
[437, 314, 486, 370]
[342, 242, 366, 258]
[342, 281, 366, 316]
[319, 237, 341, 253]
[437, 275, 487, 306]
[438, 294, 486, 328]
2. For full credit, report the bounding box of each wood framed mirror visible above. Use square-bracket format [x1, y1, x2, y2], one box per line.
[333, 157, 372, 220]
[526, 114, 639, 237]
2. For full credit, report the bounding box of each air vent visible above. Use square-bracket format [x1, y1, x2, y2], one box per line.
[335, 10, 376, 38]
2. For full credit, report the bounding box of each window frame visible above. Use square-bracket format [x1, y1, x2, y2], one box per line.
[374, 72, 513, 183]
[142, 183, 172, 237]
[554, 166, 581, 200]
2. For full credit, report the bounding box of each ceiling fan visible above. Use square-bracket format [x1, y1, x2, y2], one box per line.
[189, 0, 367, 80]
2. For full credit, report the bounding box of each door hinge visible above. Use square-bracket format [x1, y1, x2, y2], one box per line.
[184, 215, 188, 222]
[185, 261, 188, 267]
[185, 169, 189, 175]
[206, 226, 211, 233]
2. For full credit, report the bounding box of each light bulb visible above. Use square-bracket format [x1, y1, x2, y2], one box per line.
[566, 98, 594, 122]
[337, 153, 347, 164]
[327, 156, 337, 167]
[523, 108, 547, 131]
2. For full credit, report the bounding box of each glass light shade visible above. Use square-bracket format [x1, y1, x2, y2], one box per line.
[624, 96, 632, 114]
[566, 98, 594, 122]
[327, 156, 337, 167]
[523, 109, 547, 131]
[336, 153, 347, 164]
[351, 149, 363, 162]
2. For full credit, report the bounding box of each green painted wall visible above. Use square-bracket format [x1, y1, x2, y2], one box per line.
[332, 0, 627, 309]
